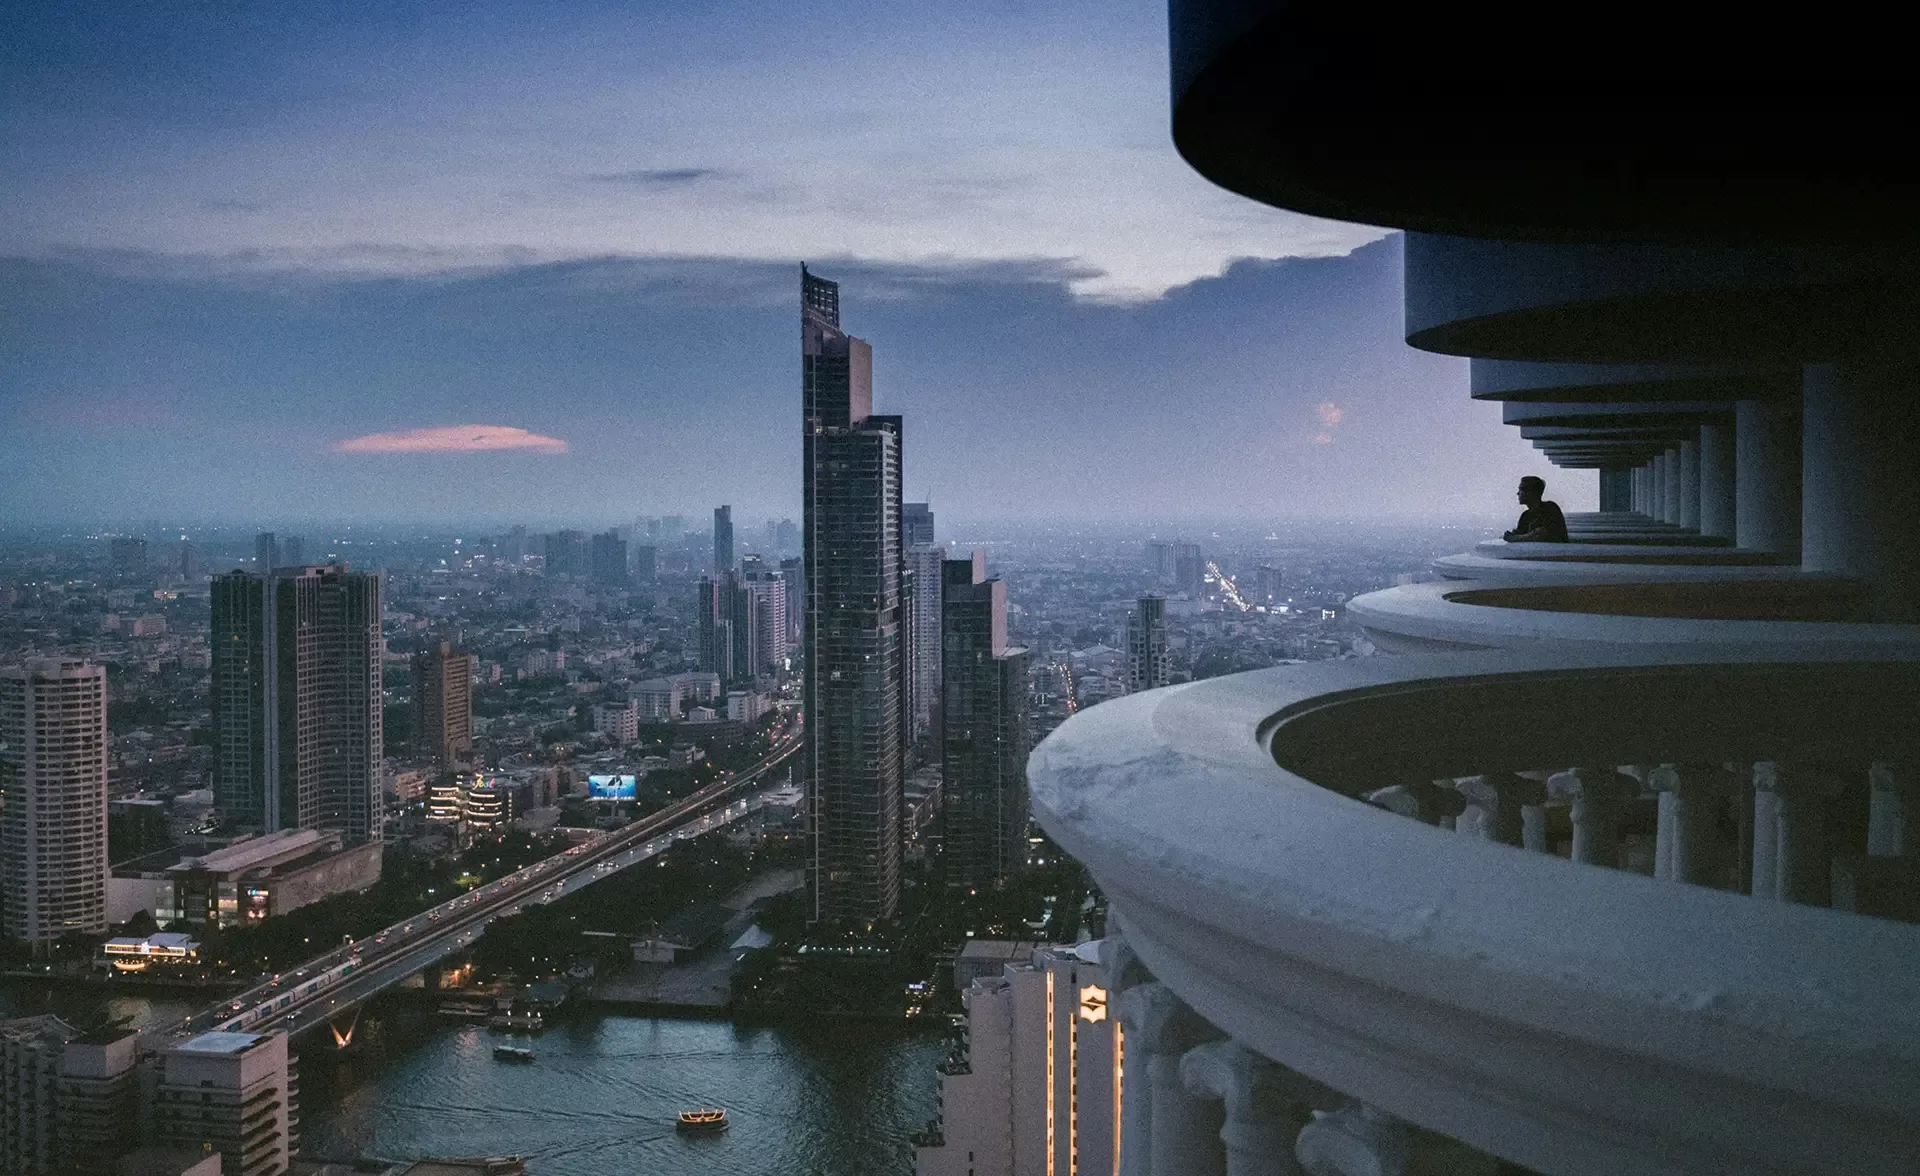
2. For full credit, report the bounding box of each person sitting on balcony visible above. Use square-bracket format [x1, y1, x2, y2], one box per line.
[1503, 476, 1569, 542]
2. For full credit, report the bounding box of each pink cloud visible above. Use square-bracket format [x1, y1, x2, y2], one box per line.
[1317, 402, 1345, 427]
[331, 425, 568, 455]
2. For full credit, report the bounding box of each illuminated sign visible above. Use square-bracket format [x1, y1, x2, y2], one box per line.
[1078, 984, 1108, 1023]
[588, 774, 637, 800]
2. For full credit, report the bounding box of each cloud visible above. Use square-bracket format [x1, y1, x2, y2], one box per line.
[586, 167, 724, 187]
[331, 425, 568, 455]
[1317, 402, 1345, 427]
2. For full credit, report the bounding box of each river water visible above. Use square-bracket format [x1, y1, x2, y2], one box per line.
[299, 1013, 945, 1176]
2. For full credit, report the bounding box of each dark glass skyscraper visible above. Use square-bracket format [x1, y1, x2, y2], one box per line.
[903, 502, 935, 548]
[714, 505, 735, 574]
[802, 265, 905, 925]
[211, 565, 383, 840]
[941, 557, 1030, 891]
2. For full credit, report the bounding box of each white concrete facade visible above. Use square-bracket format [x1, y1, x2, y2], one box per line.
[153, 1031, 297, 1176]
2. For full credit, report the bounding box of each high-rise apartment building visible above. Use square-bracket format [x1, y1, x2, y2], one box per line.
[802, 265, 906, 924]
[153, 1031, 297, 1176]
[915, 943, 1119, 1176]
[780, 557, 804, 645]
[0, 660, 109, 942]
[210, 567, 383, 841]
[413, 639, 475, 766]
[776, 518, 801, 556]
[1125, 596, 1169, 693]
[542, 530, 588, 577]
[941, 558, 1029, 891]
[1143, 539, 1175, 581]
[108, 537, 147, 577]
[253, 532, 278, 571]
[590, 529, 628, 586]
[904, 502, 935, 548]
[1172, 542, 1205, 598]
[714, 505, 734, 573]
[907, 543, 947, 742]
[743, 564, 789, 674]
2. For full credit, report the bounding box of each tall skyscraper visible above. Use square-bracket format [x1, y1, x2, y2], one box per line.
[1126, 595, 1169, 693]
[414, 638, 476, 766]
[802, 265, 906, 925]
[1172, 541, 1205, 597]
[176, 539, 202, 579]
[776, 518, 801, 556]
[0, 660, 109, 942]
[907, 542, 947, 743]
[211, 566, 383, 841]
[543, 530, 588, 576]
[941, 558, 1030, 891]
[904, 502, 935, 547]
[780, 556, 804, 645]
[281, 535, 304, 567]
[590, 529, 628, 586]
[633, 544, 657, 581]
[743, 562, 790, 674]
[253, 531, 278, 570]
[1144, 539, 1175, 581]
[714, 504, 735, 573]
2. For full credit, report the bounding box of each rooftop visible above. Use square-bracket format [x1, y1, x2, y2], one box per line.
[175, 1030, 269, 1055]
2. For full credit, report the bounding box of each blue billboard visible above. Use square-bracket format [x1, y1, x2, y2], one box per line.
[588, 774, 637, 800]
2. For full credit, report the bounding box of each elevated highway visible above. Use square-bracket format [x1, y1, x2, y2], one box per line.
[173, 733, 801, 1045]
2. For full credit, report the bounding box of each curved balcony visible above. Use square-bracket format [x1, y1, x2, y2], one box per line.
[1347, 579, 1920, 655]
[1029, 650, 1920, 1175]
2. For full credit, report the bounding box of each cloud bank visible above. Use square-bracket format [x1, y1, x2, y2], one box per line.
[331, 425, 568, 455]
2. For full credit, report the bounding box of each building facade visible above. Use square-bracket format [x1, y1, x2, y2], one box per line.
[802, 264, 907, 924]
[942, 559, 1030, 891]
[714, 505, 734, 574]
[413, 638, 475, 766]
[0, 659, 109, 942]
[907, 542, 947, 743]
[1124, 596, 1168, 694]
[153, 1031, 297, 1176]
[0, 1017, 140, 1176]
[210, 567, 383, 841]
[915, 943, 1119, 1176]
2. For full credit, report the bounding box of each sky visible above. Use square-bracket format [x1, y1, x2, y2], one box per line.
[0, 0, 1575, 525]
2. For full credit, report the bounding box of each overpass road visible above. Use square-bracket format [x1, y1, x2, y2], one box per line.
[173, 731, 802, 1044]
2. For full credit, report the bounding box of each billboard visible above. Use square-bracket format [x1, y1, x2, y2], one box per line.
[588, 774, 637, 801]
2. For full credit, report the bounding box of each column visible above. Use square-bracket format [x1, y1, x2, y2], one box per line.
[1454, 774, 1545, 848]
[1364, 781, 1465, 827]
[1735, 397, 1801, 558]
[1122, 982, 1224, 1176]
[1678, 436, 1701, 531]
[1868, 762, 1913, 859]
[1803, 361, 1920, 620]
[1548, 767, 1631, 867]
[1750, 762, 1781, 900]
[1649, 764, 1725, 885]
[1296, 1103, 1411, 1176]
[1753, 762, 1834, 906]
[1655, 450, 1676, 524]
[1598, 468, 1632, 513]
[1631, 465, 1646, 514]
[1182, 1041, 1335, 1176]
[1698, 422, 1736, 541]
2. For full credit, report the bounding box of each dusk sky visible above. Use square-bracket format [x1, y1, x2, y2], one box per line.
[1, 0, 1573, 525]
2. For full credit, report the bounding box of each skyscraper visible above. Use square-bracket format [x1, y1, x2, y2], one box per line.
[1172, 542, 1205, 597]
[0, 660, 109, 942]
[1126, 595, 1169, 693]
[211, 566, 383, 841]
[904, 502, 935, 547]
[696, 575, 733, 681]
[780, 556, 804, 645]
[907, 542, 947, 742]
[803, 265, 906, 925]
[543, 529, 588, 576]
[253, 531, 278, 570]
[414, 638, 476, 766]
[590, 529, 628, 586]
[743, 562, 790, 674]
[941, 558, 1030, 891]
[108, 537, 147, 578]
[714, 504, 735, 574]
[281, 535, 304, 567]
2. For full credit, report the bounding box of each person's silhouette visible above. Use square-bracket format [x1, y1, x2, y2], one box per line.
[1502, 476, 1569, 542]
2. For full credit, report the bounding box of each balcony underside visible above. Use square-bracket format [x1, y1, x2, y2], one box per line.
[1030, 652, 1920, 1175]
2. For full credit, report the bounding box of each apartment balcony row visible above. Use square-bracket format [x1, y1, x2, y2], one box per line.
[1029, 649, 1920, 1175]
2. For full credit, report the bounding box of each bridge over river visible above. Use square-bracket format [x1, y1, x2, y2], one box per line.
[171, 732, 802, 1049]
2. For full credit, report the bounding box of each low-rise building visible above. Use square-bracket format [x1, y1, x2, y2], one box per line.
[109, 829, 382, 929]
[593, 701, 639, 744]
[100, 931, 201, 974]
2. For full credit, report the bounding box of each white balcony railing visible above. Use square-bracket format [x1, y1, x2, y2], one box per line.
[1030, 649, 1920, 1175]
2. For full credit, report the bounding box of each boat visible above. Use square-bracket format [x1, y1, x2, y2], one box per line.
[493, 1044, 535, 1063]
[675, 1108, 729, 1133]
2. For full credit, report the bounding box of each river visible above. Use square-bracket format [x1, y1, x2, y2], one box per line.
[299, 1012, 946, 1176]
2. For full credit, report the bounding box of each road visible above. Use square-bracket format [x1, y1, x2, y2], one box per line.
[176, 730, 802, 1042]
